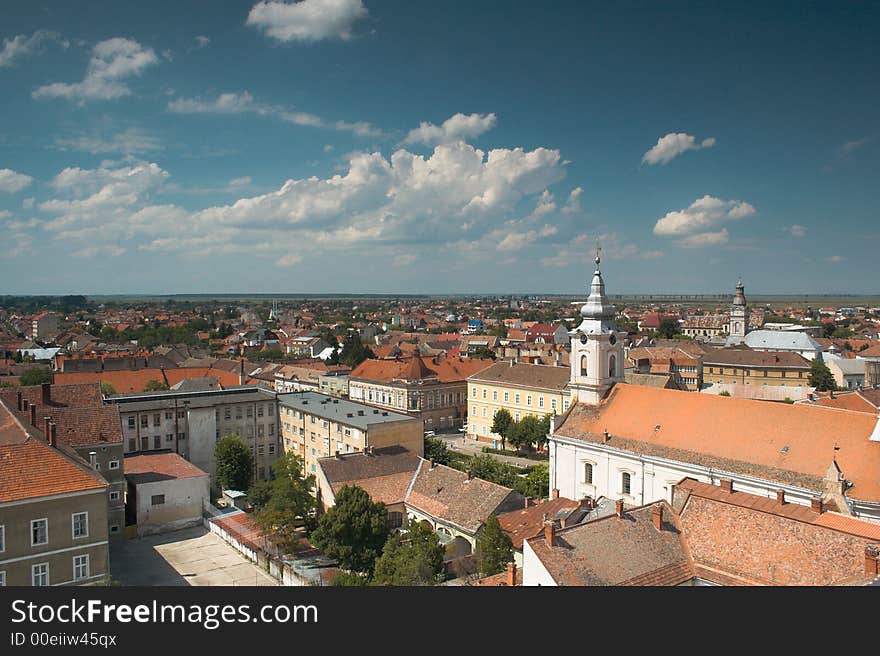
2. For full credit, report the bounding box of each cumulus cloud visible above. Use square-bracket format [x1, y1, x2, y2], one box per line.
[194, 35, 210, 49]
[0, 30, 67, 67]
[0, 169, 34, 193]
[642, 132, 716, 165]
[653, 195, 755, 248]
[783, 224, 807, 238]
[561, 186, 583, 214]
[541, 233, 652, 268]
[33, 37, 158, 102]
[247, 0, 368, 42]
[34, 142, 567, 264]
[404, 113, 497, 146]
[53, 127, 162, 155]
[168, 90, 383, 137]
[72, 245, 126, 258]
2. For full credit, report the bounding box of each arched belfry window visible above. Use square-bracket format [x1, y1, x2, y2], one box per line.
[580, 355, 588, 377]
[609, 354, 617, 378]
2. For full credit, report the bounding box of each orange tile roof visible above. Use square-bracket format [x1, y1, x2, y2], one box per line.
[350, 356, 494, 384]
[497, 497, 583, 548]
[556, 383, 880, 502]
[124, 452, 208, 483]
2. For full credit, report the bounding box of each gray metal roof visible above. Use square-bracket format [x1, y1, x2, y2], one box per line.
[726, 329, 821, 351]
[277, 391, 414, 429]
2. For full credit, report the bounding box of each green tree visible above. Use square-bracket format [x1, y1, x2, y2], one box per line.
[310, 485, 389, 574]
[249, 452, 317, 551]
[469, 347, 496, 361]
[424, 436, 452, 466]
[331, 571, 371, 586]
[490, 408, 513, 450]
[100, 382, 117, 396]
[214, 434, 254, 491]
[373, 519, 445, 586]
[808, 357, 837, 391]
[488, 324, 508, 338]
[822, 322, 837, 338]
[523, 463, 549, 499]
[18, 368, 52, 386]
[657, 318, 681, 339]
[143, 379, 169, 392]
[338, 332, 375, 368]
[475, 514, 514, 577]
[467, 454, 519, 488]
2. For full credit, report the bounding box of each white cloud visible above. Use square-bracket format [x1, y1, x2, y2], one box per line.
[654, 195, 755, 237]
[0, 30, 67, 67]
[229, 176, 252, 188]
[0, 169, 34, 193]
[676, 229, 729, 248]
[783, 224, 807, 238]
[54, 127, 162, 155]
[825, 255, 845, 263]
[247, 0, 368, 42]
[33, 37, 158, 102]
[323, 144, 334, 152]
[392, 254, 417, 268]
[561, 186, 583, 214]
[168, 90, 383, 137]
[642, 132, 716, 165]
[275, 253, 303, 267]
[194, 35, 210, 49]
[72, 245, 126, 258]
[404, 113, 497, 146]
[35, 142, 567, 263]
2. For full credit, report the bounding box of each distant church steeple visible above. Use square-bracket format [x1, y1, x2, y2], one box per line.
[568, 249, 625, 405]
[729, 278, 747, 338]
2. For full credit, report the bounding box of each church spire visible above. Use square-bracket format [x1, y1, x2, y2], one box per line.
[580, 246, 615, 321]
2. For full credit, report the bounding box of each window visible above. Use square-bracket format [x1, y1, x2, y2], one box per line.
[73, 554, 89, 581]
[527, 395, 532, 406]
[515, 394, 520, 404]
[482, 388, 487, 399]
[178, 411, 185, 419]
[514, 412, 520, 421]
[166, 434, 174, 443]
[140, 416, 148, 428]
[165, 412, 172, 420]
[609, 354, 617, 378]
[257, 445, 265, 456]
[492, 390, 498, 401]
[127, 417, 135, 429]
[482, 407, 487, 417]
[584, 463, 593, 485]
[472, 405, 478, 416]
[140, 436, 148, 451]
[268, 445, 275, 455]
[178, 432, 185, 441]
[269, 424, 275, 436]
[236, 408, 242, 419]
[128, 438, 135, 452]
[109, 459, 119, 469]
[258, 405, 264, 417]
[539, 397, 544, 408]
[247, 407, 253, 418]
[551, 399, 557, 410]
[387, 511, 404, 529]
[471, 387, 477, 398]
[151, 494, 165, 506]
[580, 355, 587, 376]
[32, 563, 49, 587]
[224, 408, 231, 420]
[0, 571, 5, 586]
[0, 525, 4, 552]
[621, 472, 632, 496]
[153, 435, 161, 449]
[257, 424, 264, 437]
[109, 491, 120, 502]
[31, 519, 48, 546]
[503, 392, 509, 402]
[153, 414, 161, 426]
[72, 512, 88, 539]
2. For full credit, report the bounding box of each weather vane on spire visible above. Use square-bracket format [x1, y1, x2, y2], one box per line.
[595, 243, 602, 268]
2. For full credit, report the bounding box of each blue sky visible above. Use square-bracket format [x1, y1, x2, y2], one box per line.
[0, 1, 877, 295]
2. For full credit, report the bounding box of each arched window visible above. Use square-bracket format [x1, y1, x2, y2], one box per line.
[584, 463, 593, 485]
[609, 354, 617, 378]
[580, 355, 588, 376]
[621, 472, 631, 495]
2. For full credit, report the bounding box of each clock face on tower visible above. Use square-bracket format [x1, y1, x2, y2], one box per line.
[579, 333, 588, 344]
[609, 334, 617, 345]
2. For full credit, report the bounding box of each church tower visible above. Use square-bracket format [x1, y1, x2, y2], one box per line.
[729, 279, 747, 338]
[569, 251, 626, 405]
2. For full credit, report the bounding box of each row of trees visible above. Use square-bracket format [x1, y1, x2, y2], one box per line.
[490, 409, 551, 450]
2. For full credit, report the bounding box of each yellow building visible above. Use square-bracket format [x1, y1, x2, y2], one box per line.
[277, 391, 423, 476]
[466, 361, 571, 445]
[701, 349, 812, 388]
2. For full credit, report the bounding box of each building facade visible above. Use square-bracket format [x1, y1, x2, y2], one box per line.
[701, 349, 812, 389]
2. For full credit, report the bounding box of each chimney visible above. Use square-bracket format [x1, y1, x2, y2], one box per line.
[776, 489, 786, 505]
[41, 382, 50, 405]
[811, 497, 823, 513]
[239, 358, 245, 385]
[48, 422, 57, 448]
[616, 498, 625, 518]
[551, 488, 559, 500]
[16, 390, 22, 411]
[334, 450, 341, 459]
[544, 520, 555, 547]
[524, 497, 531, 509]
[29, 403, 36, 427]
[430, 458, 436, 470]
[865, 546, 880, 578]
[89, 451, 97, 469]
[466, 469, 473, 480]
[720, 479, 733, 494]
[652, 504, 663, 531]
[603, 430, 611, 443]
[43, 416, 51, 440]
[506, 562, 517, 586]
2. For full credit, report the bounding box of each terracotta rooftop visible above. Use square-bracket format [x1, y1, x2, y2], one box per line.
[555, 383, 880, 502]
[466, 361, 571, 391]
[497, 497, 586, 549]
[814, 390, 880, 413]
[349, 356, 494, 384]
[318, 446, 421, 506]
[124, 451, 209, 484]
[702, 348, 811, 368]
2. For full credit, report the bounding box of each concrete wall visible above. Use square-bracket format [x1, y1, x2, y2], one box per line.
[187, 406, 218, 481]
[367, 420, 424, 457]
[521, 539, 556, 586]
[134, 476, 208, 536]
[0, 489, 109, 586]
[74, 443, 126, 538]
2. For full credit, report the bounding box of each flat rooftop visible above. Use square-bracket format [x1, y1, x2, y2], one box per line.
[106, 385, 276, 412]
[277, 391, 415, 429]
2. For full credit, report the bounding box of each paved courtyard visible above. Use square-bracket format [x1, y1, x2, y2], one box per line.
[110, 525, 277, 586]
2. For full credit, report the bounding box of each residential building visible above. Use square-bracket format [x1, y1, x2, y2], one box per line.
[824, 353, 866, 390]
[524, 323, 568, 345]
[681, 314, 728, 339]
[0, 398, 109, 586]
[701, 348, 812, 389]
[466, 361, 571, 444]
[31, 311, 59, 342]
[108, 386, 279, 486]
[124, 452, 209, 536]
[278, 391, 423, 476]
[727, 329, 822, 360]
[1, 383, 126, 536]
[626, 344, 704, 390]
[495, 492, 590, 567]
[318, 373, 349, 397]
[523, 478, 880, 586]
[348, 355, 493, 433]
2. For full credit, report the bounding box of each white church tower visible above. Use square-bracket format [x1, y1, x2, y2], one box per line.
[568, 251, 626, 405]
[728, 279, 747, 338]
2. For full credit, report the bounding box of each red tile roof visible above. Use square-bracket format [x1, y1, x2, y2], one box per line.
[124, 452, 208, 482]
[350, 356, 494, 384]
